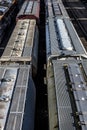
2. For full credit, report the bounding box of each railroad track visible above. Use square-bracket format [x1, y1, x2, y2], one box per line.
[63, 0, 87, 39]
[62, 0, 87, 45]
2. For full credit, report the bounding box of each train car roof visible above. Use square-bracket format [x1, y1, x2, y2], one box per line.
[0, 65, 33, 130]
[46, 0, 69, 18]
[46, 17, 87, 59]
[0, 19, 37, 63]
[52, 58, 87, 130]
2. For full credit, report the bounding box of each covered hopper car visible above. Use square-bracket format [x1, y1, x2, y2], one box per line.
[47, 58, 87, 130]
[0, 19, 39, 76]
[46, 0, 87, 130]
[0, 65, 36, 130]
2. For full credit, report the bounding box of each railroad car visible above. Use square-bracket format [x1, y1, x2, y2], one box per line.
[46, 17, 87, 62]
[47, 57, 87, 130]
[46, 0, 87, 130]
[0, 0, 17, 43]
[0, 64, 36, 130]
[46, 0, 69, 18]
[0, 19, 39, 76]
[16, 0, 40, 24]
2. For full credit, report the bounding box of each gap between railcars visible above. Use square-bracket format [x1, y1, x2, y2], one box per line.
[62, 0, 87, 51]
[34, 0, 48, 130]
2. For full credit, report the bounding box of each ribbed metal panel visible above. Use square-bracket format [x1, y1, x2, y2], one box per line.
[0, 67, 18, 130]
[46, 23, 51, 59]
[6, 113, 22, 130]
[16, 67, 29, 86]
[64, 18, 87, 55]
[52, 1, 62, 16]
[23, 47, 32, 57]
[49, 18, 60, 55]
[67, 63, 87, 129]
[10, 87, 26, 112]
[5, 65, 36, 130]
[52, 60, 75, 130]
[59, 108, 74, 130]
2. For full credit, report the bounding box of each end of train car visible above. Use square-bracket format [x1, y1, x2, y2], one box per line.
[16, 0, 40, 24]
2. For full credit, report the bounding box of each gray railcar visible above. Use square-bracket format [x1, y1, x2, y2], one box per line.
[0, 65, 36, 130]
[0, 19, 39, 76]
